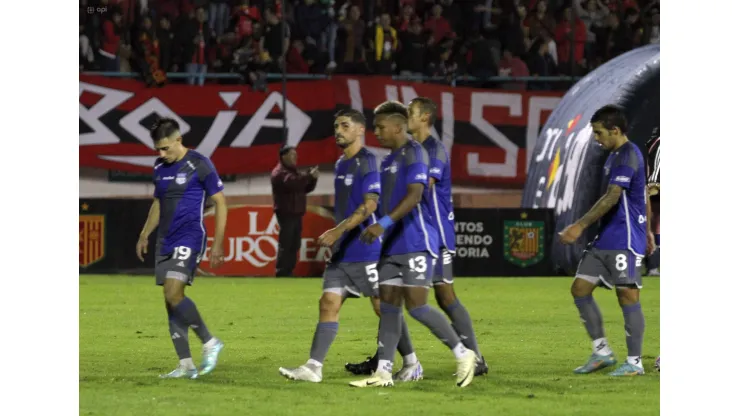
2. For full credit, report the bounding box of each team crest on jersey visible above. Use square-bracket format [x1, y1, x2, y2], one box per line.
[176, 172, 188, 185]
[390, 164, 398, 174]
[79, 214, 106, 268]
[503, 220, 545, 267]
[344, 174, 353, 186]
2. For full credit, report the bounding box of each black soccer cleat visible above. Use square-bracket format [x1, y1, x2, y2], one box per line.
[345, 353, 378, 375]
[474, 356, 489, 377]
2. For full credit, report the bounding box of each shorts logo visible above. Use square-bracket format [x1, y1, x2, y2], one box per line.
[503, 219, 545, 267]
[344, 174, 353, 186]
[79, 214, 106, 268]
[176, 172, 187, 185]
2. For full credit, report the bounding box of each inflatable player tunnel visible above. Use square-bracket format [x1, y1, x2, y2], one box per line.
[521, 44, 660, 275]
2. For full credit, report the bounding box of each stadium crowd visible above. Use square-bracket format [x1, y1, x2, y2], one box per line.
[80, 0, 659, 88]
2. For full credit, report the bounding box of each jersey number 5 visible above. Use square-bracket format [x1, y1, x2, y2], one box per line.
[365, 264, 379, 283]
[173, 246, 192, 260]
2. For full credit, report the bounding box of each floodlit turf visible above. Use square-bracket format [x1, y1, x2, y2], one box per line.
[80, 275, 659, 416]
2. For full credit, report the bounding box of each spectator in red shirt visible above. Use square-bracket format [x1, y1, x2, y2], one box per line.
[286, 39, 310, 73]
[424, 4, 454, 45]
[185, 7, 210, 86]
[498, 48, 530, 90]
[524, 0, 556, 40]
[98, 8, 123, 71]
[397, 3, 417, 32]
[554, 6, 587, 73]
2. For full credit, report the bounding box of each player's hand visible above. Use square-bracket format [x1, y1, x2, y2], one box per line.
[318, 227, 343, 247]
[647, 182, 660, 196]
[136, 236, 148, 262]
[558, 223, 584, 245]
[360, 223, 384, 244]
[210, 245, 225, 269]
[646, 231, 656, 256]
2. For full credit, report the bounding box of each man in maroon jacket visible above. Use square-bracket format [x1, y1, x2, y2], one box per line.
[271, 146, 319, 277]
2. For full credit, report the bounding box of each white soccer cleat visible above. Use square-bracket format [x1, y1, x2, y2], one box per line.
[279, 364, 323, 383]
[159, 366, 198, 379]
[393, 361, 424, 382]
[349, 370, 394, 387]
[455, 348, 477, 387]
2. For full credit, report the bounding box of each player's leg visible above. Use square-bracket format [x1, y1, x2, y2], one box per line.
[609, 252, 646, 376]
[433, 249, 488, 376]
[402, 253, 476, 387]
[161, 252, 224, 376]
[572, 250, 617, 374]
[280, 264, 347, 382]
[349, 260, 404, 387]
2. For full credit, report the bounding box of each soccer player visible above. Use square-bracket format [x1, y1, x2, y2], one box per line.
[559, 105, 656, 376]
[345, 98, 489, 377]
[278, 109, 422, 383]
[136, 118, 227, 379]
[645, 127, 660, 371]
[349, 101, 477, 388]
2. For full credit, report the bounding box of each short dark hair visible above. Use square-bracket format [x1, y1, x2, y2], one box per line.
[279, 145, 295, 156]
[590, 105, 628, 134]
[409, 97, 437, 126]
[150, 117, 180, 142]
[334, 109, 366, 126]
[373, 100, 408, 120]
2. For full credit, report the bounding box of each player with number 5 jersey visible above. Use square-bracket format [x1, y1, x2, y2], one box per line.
[279, 109, 402, 383]
[136, 118, 227, 380]
[559, 105, 655, 377]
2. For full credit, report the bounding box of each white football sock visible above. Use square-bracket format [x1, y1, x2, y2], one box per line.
[592, 338, 613, 356]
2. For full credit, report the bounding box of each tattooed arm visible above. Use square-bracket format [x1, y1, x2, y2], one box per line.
[576, 184, 623, 229]
[336, 193, 380, 233]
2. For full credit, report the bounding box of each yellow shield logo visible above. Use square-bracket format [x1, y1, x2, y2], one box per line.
[79, 215, 105, 268]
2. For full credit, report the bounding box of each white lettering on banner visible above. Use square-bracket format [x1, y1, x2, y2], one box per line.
[527, 97, 562, 172]
[553, 124, 592, 215]
[79, 82, 311, 168]
[79, 82, 133, 145]
[454, 221, 492, 258]
[467, 92, 521, 178]
[231, 92, 311, 149]
[201, 210, 327, 268]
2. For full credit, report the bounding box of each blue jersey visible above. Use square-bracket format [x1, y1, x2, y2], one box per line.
[153, 150, 225, 257]
[379, 139, 438, 258]
[332, 147, 382, 263]
[593, 142, 647, 255]
[421, 136, 456, 252]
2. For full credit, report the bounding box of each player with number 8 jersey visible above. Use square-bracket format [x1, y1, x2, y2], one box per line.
[136, 118, 227, 380]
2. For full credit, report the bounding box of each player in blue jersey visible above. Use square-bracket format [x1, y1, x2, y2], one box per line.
[349, 101, 477, 388]
[346, 97, 489, 377]
[136, 118, 227, 379]
[559, 105, 656, 376]
[278, 109, 423, 383]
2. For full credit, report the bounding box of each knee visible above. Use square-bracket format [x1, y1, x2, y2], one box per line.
[164, 290, 184, 309]
[434, 285, 458, 310]
[319, 294, 341, 316]
[571, 279, 594, 298]
[617, 288, 640, 306]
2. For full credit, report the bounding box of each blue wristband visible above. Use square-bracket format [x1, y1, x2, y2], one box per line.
[378, 216, 394, 229]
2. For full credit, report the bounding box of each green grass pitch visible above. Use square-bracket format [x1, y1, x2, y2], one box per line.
[80, 275, 660, 416]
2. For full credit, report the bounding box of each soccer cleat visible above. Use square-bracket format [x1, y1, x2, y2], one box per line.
[455, 348, 477, 387]
[573, 353, 617, 374]
[345, 354, 377, 375]
[159, 366, 198, 379]
[474, 356, 489, 376]
[198, 338, 225, 376]
[349, 370, 394, 388]
[609, 362, 645, 376]
[393, 361, 423, 382]
[279, 364, 323, 383]
[654, 356, 660, 372]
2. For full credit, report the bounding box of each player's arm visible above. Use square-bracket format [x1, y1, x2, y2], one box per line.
[210, 191, 228, 254]
[273, 169, 312, 192]
[199, 159, 228, 267]
[136, 198, 160, 261]
[575, 184, 623, 229]
[336, 193, 380, 233]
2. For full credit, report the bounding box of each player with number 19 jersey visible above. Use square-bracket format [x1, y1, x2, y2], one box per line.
[153, 150, 224, 284]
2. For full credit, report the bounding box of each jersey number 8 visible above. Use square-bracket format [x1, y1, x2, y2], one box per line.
[614, 254, 628, 271]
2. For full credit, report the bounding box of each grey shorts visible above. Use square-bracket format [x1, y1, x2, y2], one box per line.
[378, 252, 436, 288]
[323, 261, 379, 298]
[155, 247, 201, 286]
[433, 248, 454, 285]
[575, 248, 644, 289]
